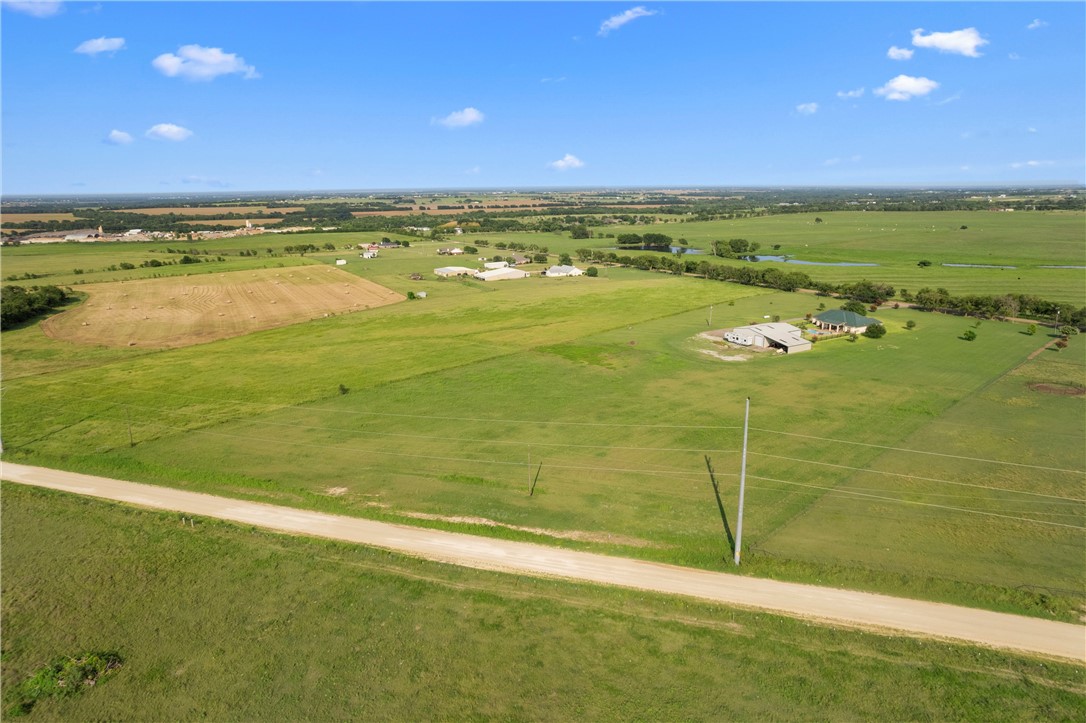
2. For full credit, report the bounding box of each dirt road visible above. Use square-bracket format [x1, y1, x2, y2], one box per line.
[4, 462, 1083, 662]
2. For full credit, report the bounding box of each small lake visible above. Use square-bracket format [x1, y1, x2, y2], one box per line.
[751, 255, 878, 267]
[942, 263, 1017, 269]
[669, 246, 704, 255]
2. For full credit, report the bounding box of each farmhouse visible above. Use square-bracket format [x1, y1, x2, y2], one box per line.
[434, 266, 477, 278]
[545, 265, 584, 277]
[437, 247, 465, 256]
[474, 267, 529, 282]
[813, 309, 880, 334]
[724, 322, 811, 354]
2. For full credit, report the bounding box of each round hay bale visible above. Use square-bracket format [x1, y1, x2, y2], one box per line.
[81, 321, 89, 326]
[128, 341, 136, 346]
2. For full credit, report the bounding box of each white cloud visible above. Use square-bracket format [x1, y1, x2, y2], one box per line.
[836, 87, 864, 99]
[1008, 52, 1021, 61]
[182, 175, 228, 187]
[911, 27, 988, 57]
[874, 75, 939, 101]
[152, 44, 259, 81]
[1027, 19, 1047, 30]
[541, 76, 567, 84]
[598, 6, 656, 37]
[548, 154, 585, 171]
[2, 1, 62, 18]
[74, 36, 125, 56]
[145, 123, 193, 142]
[433, 107, 485, 128]
[796, 102, 818, 115]
[936, 92, 962, 105]
[1010, 160, 1053, 169]
[106, 129, 133, 145]
[1027, 127, 1037, 134]
[465, 166, 481, 175]
[887, 46, 914, 61]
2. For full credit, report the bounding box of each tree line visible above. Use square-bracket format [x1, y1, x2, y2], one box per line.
[1, 285, 70, 327]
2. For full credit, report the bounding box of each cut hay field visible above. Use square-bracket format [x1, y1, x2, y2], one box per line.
[6, 484, 1082, 721]
[117, 205, 304, 216]
[41, 267, 402, 349]
[0, 212, 78, 224]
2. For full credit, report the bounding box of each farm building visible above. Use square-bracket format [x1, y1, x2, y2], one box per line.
[483, 261, 509, 270]
[360, 251, 377, 259]
[545, 265, 584, 277]
[723, 322, 811, 354]
[437, 247, 465, 256]
[509, 254, 530, 265]
[474, 267, 530, 282]
[434, 266, 477, 278]
[813, 309, 880, 334]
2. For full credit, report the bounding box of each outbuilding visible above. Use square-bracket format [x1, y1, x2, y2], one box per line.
[434, 266, 477, 278]
[723, 322, 811, 354]
[483, 261, 509, 270]
[474, 267, 530, 282]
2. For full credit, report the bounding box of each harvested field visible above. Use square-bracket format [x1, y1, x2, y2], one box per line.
[120, 206, 304, 216]
[0, 212, 79, 224]
[41, 267, 404, 348]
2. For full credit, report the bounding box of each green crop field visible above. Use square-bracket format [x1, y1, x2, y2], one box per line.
[3, 226, 1084, 621]
[3, 483, 1083, 721]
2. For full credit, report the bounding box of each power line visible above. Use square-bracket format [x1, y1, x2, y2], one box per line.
[749, 451, 1086, 503]
[749, 428, 1085, 475]
[749, 474, 1086, 531]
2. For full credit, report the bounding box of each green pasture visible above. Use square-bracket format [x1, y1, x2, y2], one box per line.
[3, 246, 1083, 619]
[4, 484, 1083, 721]
[456, 210, 1085, 303]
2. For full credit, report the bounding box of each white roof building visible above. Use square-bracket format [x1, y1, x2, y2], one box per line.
[545, 265, 584, 277]
[483, 261, 509, 270]
[474, 267, 529, 282]
[434, 266, 477, 278]
[724, 322, 811, 354]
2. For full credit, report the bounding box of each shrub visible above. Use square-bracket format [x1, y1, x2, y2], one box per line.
[905, 320, 916, 330]
[962, 329, 977, 341]
[863, 323, 886, 339]
[585, 267, 598, 277]
[918, 260, 932, 267]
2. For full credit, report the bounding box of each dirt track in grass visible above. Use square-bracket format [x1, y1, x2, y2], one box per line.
[3, 462, 1083, 663]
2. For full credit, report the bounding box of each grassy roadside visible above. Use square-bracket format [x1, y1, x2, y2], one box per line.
[3, 483, 1083, 721]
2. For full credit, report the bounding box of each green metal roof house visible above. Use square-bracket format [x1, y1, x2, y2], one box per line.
[813, 309, 880, 333]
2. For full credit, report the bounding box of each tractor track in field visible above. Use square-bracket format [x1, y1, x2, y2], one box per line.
[3, 462, 1083, 663]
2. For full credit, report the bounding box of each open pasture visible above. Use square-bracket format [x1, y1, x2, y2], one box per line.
[40, 267, 403, 349]
[462, 210, 1085, 302]
[6, 483, 1082, 721]
[4, 250, 1083, 617]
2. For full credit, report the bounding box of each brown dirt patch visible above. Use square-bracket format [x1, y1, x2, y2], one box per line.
[399, 511, 663, 548]
[1028, 382, 1086, 396]
[41, 267, 404, 349]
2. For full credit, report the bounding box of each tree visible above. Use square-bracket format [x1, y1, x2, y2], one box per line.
[322, 242, 335, 250]
[1026, 324, 1037, 335]
[559, 253, 572, 265]
[905, 320, 916, 330]
[841, 300, 867, 314]
[570, 225, 591, 239]
[1059, 325, 1079, 338]
[863, 323, 886, 339]
[814, 217, 824, 224]
[533, 253, 548, 264]
[962, 329, 977, 341]
[463, 246, 478, 255]
[586, 266, 598, 277]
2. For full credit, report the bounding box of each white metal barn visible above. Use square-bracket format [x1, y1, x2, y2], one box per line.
[474, 267, 530, 281]
[724, 322, 811, 354]
[434, 266, 477, 278]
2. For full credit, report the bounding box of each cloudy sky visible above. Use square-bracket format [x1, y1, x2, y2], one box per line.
[2, 1, 1083, 193]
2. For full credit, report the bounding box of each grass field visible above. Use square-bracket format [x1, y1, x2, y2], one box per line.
[3, 233, 1083, 620]
[3, 483, 1083, 721]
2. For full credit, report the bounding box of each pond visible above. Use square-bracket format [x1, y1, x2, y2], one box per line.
[942, 263, 1017, 269]
[669, 246, 705, 255]
[751, 255, 878, 267]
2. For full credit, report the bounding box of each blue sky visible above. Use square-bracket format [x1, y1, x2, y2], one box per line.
[2, 1, 1083, 194]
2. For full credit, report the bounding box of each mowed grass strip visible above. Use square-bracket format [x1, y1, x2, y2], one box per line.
[3, 483, 1083, 721]
[40, 267, 404, 348]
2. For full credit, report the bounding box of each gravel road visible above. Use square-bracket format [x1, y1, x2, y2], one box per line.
[4, 462, 1083, 662]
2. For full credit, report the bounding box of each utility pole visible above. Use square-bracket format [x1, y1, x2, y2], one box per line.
[734, 397, 750, 566]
